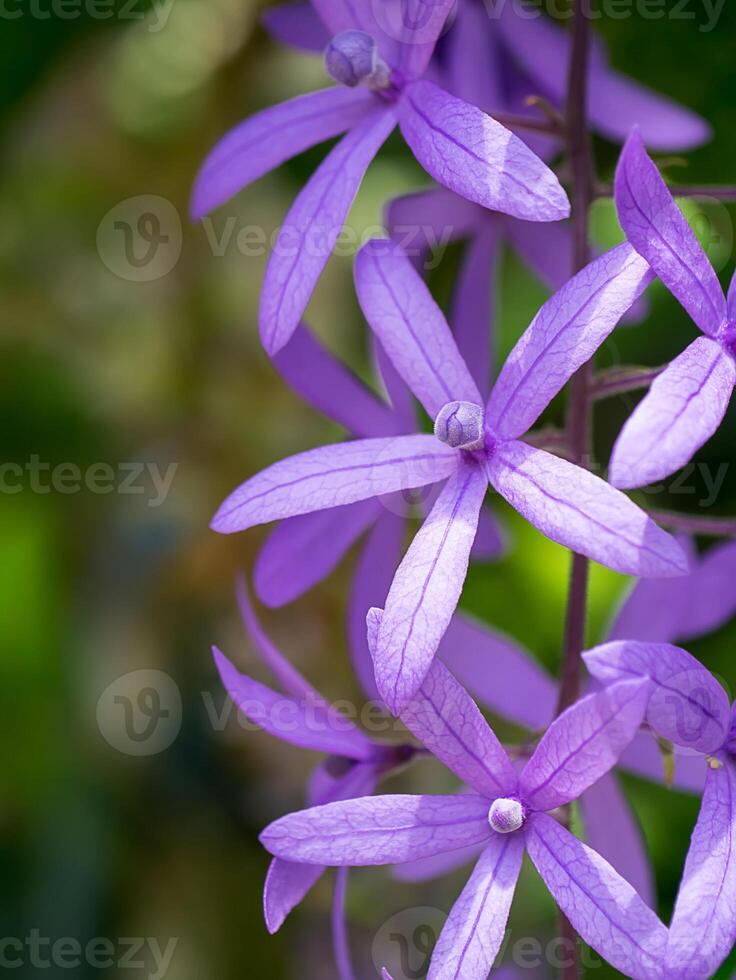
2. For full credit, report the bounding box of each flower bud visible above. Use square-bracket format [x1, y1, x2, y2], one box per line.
[434, 401, 485, 451]
[488, 798, 525, 834]
[324, 31, 388, 89]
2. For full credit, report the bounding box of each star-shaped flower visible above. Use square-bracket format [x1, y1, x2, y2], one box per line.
[585, 639, 736, 980]
[192, 0, 569, 355]
[609, 128, 736, 489]
[211, 237, 686, 712]
[260, 629, 663, 980]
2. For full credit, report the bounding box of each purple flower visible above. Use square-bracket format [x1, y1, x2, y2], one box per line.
[260, 644, 663, 979]
[256, 324, 505, 700]
[191, 0, 570, 355]
[409, 541, 734, 901]
[211, 237, 687, 712]
[584, 640, 736, 980]
[263, 0, 710, 152]
[609, 129, 736, 489]
[212, 580, 420, 967]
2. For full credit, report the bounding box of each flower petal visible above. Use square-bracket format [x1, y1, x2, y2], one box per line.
[391, 0, 457, 81]
[392, 841, 484, 883]
[615, 129, 725, 337]
[260, 794, 493, 865]
[451, 224, 500, 397]
[255, 502, 379, 608]
[470, 508, 506, 561]
[579, 772, 655, 909]
[667, 759, 736, 980]
[273, 326, 401, 438]
[211, 435, 457, 534]
[191, 87, 374, 219]
[583, 640, 731, 755]
[261, 1, 329, 52]
[348, 510, 406, 702]
[427, 835, 524, 980]
[679, 539, 736, 642]
[355, 238, 483, 417]
[398, 80, 570, 222]
[385, 187, 481, 259]
[263, 859, 325, 934]
[437, 614, 557, 731]
[260, 108, 395, 354]
[527, 812, 668, 980]
[310, 0, 401, 68]
[400, 657, 518, 799]
[212, 647, 374, 759]
[486, 441, 688, 577]
[486, 243, 653, 441]
[503, 216, 573, 292]
[235, 578, 319, 701]
[610, 337, 735, 489]
[617, 731, 706, 794]
[373, 462, 488, 713]
[519, 679, 650, 811]
[332, 867, 356, 980]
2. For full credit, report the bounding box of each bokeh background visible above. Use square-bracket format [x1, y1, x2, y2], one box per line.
[2, 0, 736, 977]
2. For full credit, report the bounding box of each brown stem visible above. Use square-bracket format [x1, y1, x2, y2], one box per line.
[591, 365, 665, 401]
[648, 509, 736, 537]
[490, 109, 564, 137]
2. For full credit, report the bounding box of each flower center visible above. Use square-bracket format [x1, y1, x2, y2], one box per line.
[488, 798, 525, 834]
[324, 31, 391, 91]
[434, 401, 485, 451]
[719, 320, 736, 360]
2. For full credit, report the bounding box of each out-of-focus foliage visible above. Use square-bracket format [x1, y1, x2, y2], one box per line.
[1, 1, 736, 977]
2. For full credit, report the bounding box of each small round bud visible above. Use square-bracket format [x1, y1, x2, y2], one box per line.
[434, 401, 485, 451]
[325, 31, 382, 88]
[488, 798, 525, 834]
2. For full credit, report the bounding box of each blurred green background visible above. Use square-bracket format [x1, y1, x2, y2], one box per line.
[2, 0, 736, 977]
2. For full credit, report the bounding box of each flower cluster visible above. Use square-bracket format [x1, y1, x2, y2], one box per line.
[194, 2, 736, 978]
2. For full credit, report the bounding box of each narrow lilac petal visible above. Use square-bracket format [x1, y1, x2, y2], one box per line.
[504, 217, 574, 292]
[398, 80, 570, 222]
[260, 108, 396, 354]
[728, 268, 736, 321]
[587, 66, 710, 152]
[610, 337, 735, 489]
[606, 536, 698, 643]
[496, 2, 708, 151]
[486, 441, 688, 577]
[235, 577, 318, 701]
[190, 87, 374, 219]
[264, 859, 325, 934]
[451, 223, 500, 396]
[486, 243, 654, 441]
[348, 511, 405, 702]
[617, 731, 706, 794]
[212, 647, 374, 759]
[273, 326, 401, 438]
[583, 640, 731, 755]
[255, 502, 377, 608]
[579, 773, 655, 909]
[310, 0, 402, 68]
[261, 1, 329, 52]
[332, 867, 356, 980]
[443, 0, 504, 115]
[527, 812, 668, 980]
[372, 334, 416, 431]
[615, 129, 725, 337]
[400, 658, 518, 799]
[427, 835, 524, 980]
[437, 614, 556, 731]
[211, 435, 457, 534]
[520, 679, 650, 811]
[260, 794, 493, 865]
[385, 187, 481, 257]
[392, 841, 484, 883]
[308, 759, 380, 808]
[470, 508, 506, 561]
[391, 0, 457, 81]
[667, 759, 736, 979]
[679, 539, 736, 642]
[355, 239, 483, 417]
[373, 462, 488, 713]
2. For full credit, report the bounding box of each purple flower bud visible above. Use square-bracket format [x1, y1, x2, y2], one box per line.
[434, 401, 485, 451]
[488, 798, 525, 834]
[324, 31, 388, 90]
